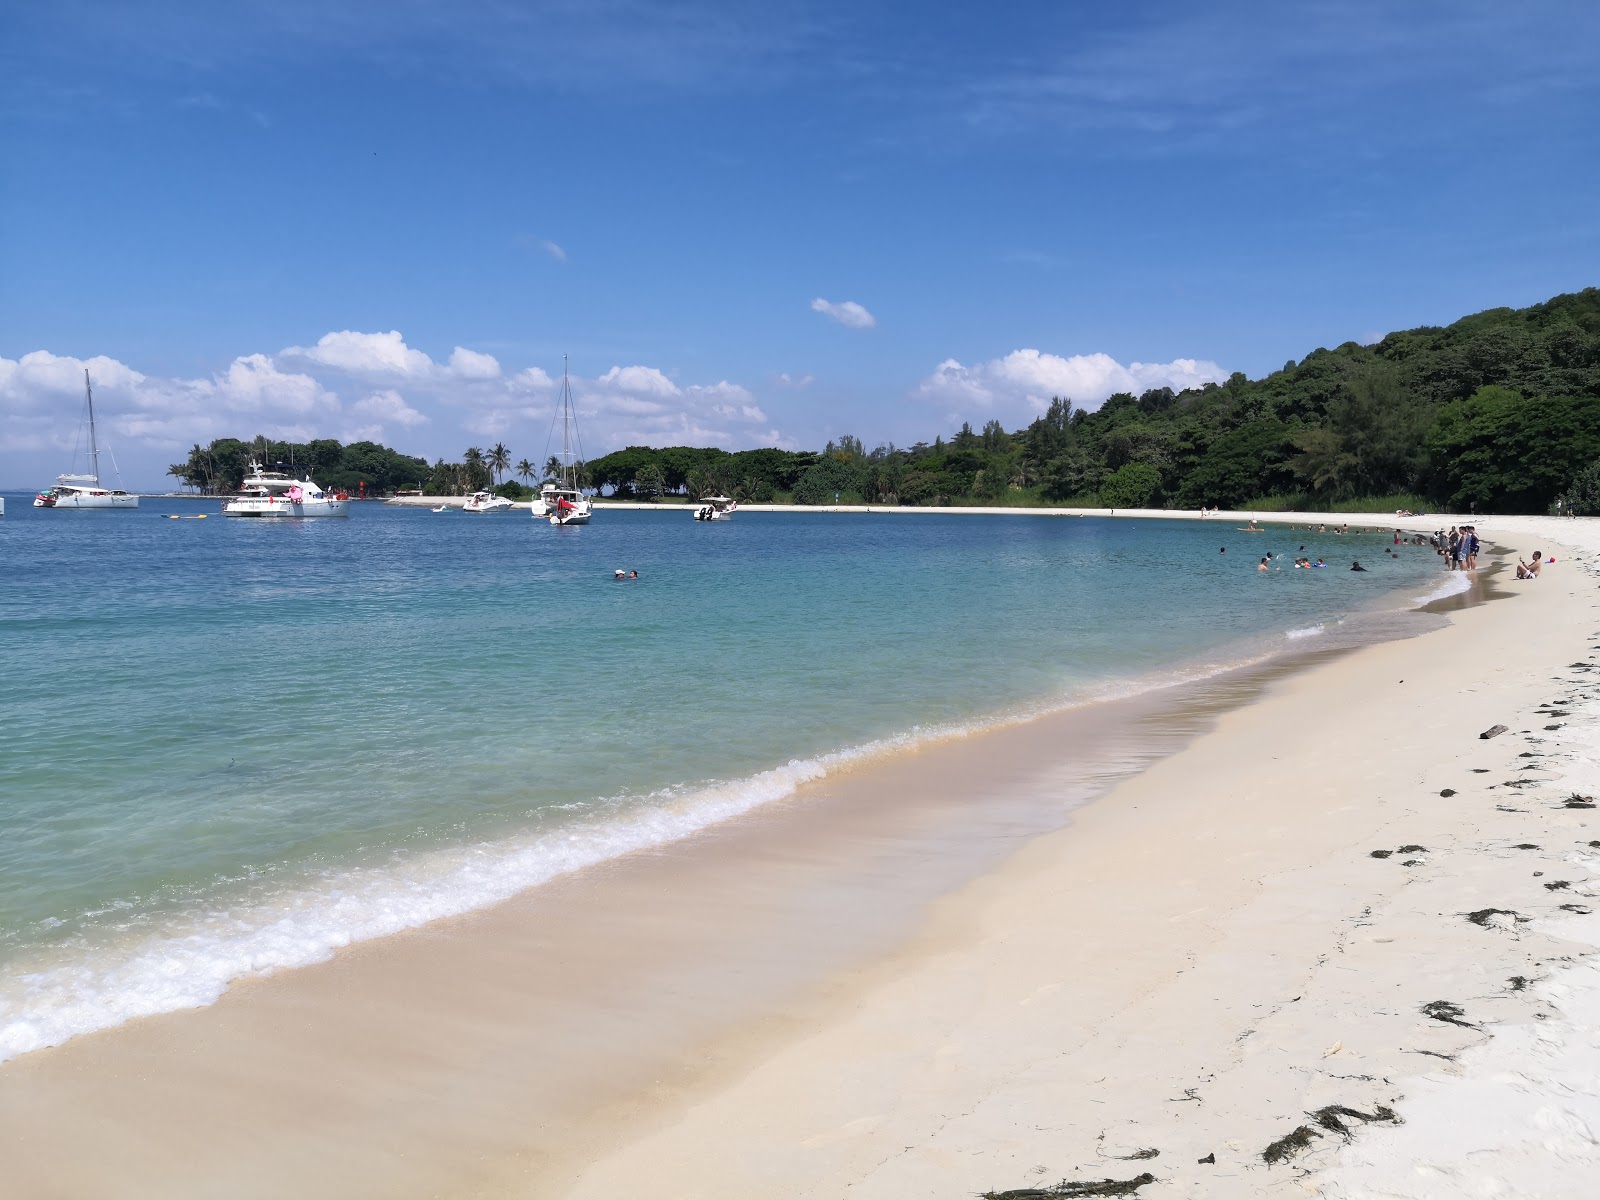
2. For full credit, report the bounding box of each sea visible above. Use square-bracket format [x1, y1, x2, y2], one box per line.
[0, 496, 1465, 1061]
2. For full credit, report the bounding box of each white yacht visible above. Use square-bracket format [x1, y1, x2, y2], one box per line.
[693, 495, 737, 521]
[223, 461, 350, 518]
[462, 490, 515, 514]
[533, 357, 593, 526]
[34, 371, 138, 509]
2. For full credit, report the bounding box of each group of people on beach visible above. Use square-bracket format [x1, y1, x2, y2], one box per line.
[1430, 527, 1480, 571]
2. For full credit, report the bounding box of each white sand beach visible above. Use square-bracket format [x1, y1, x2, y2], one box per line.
[1, 513, 1596, 1199]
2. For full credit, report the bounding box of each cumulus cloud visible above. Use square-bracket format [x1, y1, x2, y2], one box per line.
[283, 329, 434, 376]
[447, 346, 501, 379]
[596, 364, 681, 397]
[352, 389, 429, 428]
[917, 349, 1228, 416]
[774, 371, 814, 388]
[810, 297, 876, 329]
[1, 336, 788, 488]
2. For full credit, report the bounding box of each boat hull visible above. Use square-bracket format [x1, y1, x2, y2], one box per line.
[34, 491, 139, 509]
[223, 498, 350, 518]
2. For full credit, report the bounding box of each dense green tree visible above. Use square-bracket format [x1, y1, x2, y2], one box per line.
[1426, 387, 1600, 512]
[1100, 463, 1163, 508]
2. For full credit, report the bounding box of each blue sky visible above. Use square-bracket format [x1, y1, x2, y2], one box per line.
[3, 0, 1597, 488]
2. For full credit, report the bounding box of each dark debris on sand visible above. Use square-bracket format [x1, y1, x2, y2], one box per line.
[980, 1172, 1157, 1198]
[1562, 795, 1597, 809]
[1465, 908, 1527, 927]
[1310, 1104, 1402, 1138]
[1421, 1000, 1477, 1028]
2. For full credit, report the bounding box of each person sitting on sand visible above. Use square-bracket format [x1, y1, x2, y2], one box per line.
[1527, 551, 1543, 578]
[1350, 561, 1367, 572]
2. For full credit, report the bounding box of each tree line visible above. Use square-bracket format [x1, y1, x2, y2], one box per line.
[172, 288, 1600, 514]
[586, 287, 1600, 515]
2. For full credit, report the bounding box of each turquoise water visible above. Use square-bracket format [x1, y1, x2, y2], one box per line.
[0, 497, 1455, 1059]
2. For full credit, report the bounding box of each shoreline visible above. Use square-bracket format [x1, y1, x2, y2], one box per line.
[0, 522, 1593, 1196]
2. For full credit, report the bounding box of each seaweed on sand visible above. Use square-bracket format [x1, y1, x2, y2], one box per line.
[1514, 843, 1541, 850]
[1421, 1000, 1477, 1028]
[1465, 908, 1526, 927]
[1439, 788, 1457, 797]
[1310, 1104, 1401, 1138]
[1397, 844, 1427, 853]
[980, 1172, 1156, 1198]
[1106, 1149, 1158, 1161]
[1560, 903, 1593, 914]
[1562, 795, 1596, 809]
[1509, 976, 1529, 991]
[1544, 880, 1572, 891]
[1262, 1126, 1320, 1165]
[1369, 849, 1394, 859]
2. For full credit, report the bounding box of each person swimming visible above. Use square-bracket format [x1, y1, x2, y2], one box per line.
[1350, 561, 1367, 572]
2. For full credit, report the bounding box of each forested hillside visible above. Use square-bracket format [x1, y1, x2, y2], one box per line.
[588, 287, 1600, 514]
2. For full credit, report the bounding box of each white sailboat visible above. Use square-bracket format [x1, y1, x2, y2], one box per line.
[34, 371, 138, 509]
[533, 356, 593, 526]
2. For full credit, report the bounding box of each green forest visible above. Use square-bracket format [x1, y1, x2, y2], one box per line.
[171, 288, 1600, 514]
[584, 288, 1600, 515]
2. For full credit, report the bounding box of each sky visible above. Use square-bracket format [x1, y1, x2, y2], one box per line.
[2, 0, 1598, 489]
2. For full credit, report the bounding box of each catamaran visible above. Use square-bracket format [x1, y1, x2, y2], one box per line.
[34, 371, 138, 509]
[533, 356, 593, 526]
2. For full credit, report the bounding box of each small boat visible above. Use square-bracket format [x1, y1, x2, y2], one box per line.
[34, 371, 139, 509]
[693, 495, 737, 521]
[431, 505, 450, 513]
[462, 490, 514, 514]
[534, 357, 593, 526]
[223, 461, 350, 518]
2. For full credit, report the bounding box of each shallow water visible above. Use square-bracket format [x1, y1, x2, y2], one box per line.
[0, 497, 1451, 1059]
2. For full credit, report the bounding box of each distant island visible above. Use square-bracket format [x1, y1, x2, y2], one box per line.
[171, 288, 1600, 515]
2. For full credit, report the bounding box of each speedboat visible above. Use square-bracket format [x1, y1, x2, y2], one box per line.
[533, 357, 594, 526]
[463, 490, 515, 514]
[34, 371, 139, 509]
[693, 495, 737, 521]
[223, 461, 350, 517]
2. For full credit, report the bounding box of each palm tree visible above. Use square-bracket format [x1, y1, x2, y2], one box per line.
[463, 447, 485, 492]
[543, 454, 563, 484]
[487, 442, 511, 487]
[515, 458, 534, 486]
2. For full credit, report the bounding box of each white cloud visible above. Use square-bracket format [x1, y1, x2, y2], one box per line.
[283, 329, 434, 376]
[1, 340, 789, 488]
[511, 366, 555, 392]
[596, 364, 681, 396]
[538, 239, 567, 262]
[353, 389, 429, 428]
[447, 346, 502, 379]
[775, 371, 814, 388]
[917, 348, 1228, 417]
[811, 297, 876, 329]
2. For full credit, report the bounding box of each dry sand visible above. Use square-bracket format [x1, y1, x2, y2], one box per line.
[3, 514, 1597, 1199]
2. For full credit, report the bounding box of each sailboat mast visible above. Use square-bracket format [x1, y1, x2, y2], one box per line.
[84, 369, 100, 483]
